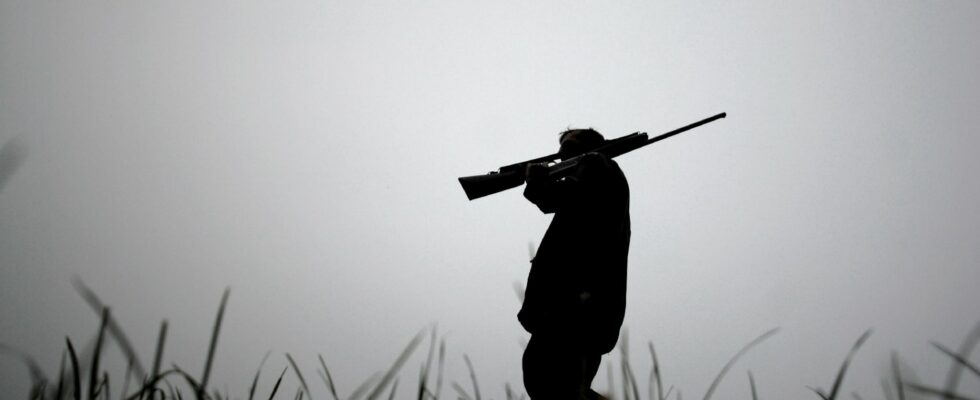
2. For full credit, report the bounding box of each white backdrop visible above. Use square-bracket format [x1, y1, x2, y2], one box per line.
[2, 1, 979, 398]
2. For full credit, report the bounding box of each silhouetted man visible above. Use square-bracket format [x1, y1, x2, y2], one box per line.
[519, 128, 631, 399]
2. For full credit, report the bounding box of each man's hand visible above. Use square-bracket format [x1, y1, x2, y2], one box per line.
[524, 162, 549, 182]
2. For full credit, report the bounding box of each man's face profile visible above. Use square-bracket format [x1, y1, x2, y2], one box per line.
[558, 131, 590, 160]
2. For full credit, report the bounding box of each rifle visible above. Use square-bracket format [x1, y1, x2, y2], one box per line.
[457, 112, 726, 200]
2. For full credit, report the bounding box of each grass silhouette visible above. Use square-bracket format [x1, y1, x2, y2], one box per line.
[2, 280, 979, 400]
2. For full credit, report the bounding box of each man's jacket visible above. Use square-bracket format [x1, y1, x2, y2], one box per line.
[518, 152, 631, 354]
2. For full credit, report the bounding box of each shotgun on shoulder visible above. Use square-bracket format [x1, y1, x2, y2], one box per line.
[457, 112, 726, 200]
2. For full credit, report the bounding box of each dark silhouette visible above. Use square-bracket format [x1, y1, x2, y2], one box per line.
[455, 114, 722, 398]
[518, 128, 631, 400]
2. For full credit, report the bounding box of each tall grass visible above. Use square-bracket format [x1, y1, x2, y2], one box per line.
[3, 282, 979, 400]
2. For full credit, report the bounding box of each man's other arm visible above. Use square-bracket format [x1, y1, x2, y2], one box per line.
[522, 162, 578, 213]
[522, 153, 611, 213]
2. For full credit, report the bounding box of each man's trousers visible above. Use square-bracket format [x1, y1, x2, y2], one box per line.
[522, 334, 603, 399]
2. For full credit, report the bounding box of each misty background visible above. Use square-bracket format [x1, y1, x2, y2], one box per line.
[2, 1, 979, 398]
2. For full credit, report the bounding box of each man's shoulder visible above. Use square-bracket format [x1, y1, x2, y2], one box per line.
[578, 152, 617, 171]
[583, 153, 627, 182]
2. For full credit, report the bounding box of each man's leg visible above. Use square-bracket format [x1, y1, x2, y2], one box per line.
[522, 335, 543, 399]
[581, 353, 605, 400]
[523, 335, 597, 399]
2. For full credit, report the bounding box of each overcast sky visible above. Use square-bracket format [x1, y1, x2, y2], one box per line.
[2, 1, 979, 398]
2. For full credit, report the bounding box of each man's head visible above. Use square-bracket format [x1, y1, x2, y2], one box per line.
[558, 128, 605, 159]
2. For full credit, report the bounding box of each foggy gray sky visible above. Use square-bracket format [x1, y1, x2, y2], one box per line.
[2, 1, 979, 398]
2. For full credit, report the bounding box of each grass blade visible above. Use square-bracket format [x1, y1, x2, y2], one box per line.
[90, 307, 110, 400]
[435, 338, 446, 400]
[808, 386, 830, 400]
[56, 349, 67, 400]
[0, 343, 48, 393]
[125, 369, 184, 400]
[248, 351, 271, 400]
[649, 341, 664, 400]
[199, 288, 230, 398]
[418, 326, 437, 400]
[349, 372, 382, 400]
[748, 371, 758, 400]
[417, 365, 426, 400]
[151, 321, 169, 381]
[620, 331, 631, 400]
[624, 357, 640, 400]
[648, 362, 654, 400]
[72, 278, 147, 378]
[318, 354, 340, 400]
[702, 327, 780, 400]
[826, 330, 872, 400]
[932, 341, 980, 380]
[142, 320, 169, 399]
[94, 371, 109, 400]
[880, 379, 895, 400]
[387, 378, 400, 400]
[451, 382, 474, 400]
[268, 366, 289, 400]
[30, 382, 48, 400]
[890, 352, 905, 400]
[366, 330, 425, 400]
[66, 338, 82, 400]
[120, 359, 133, 400]
[164, 380, 177, 399]
[905, 383, 977, 400]
[286, 353, 312, 398]
[942, 320, 980, 400]
[172, 364, 204, 396]
[463, 354, 481, 400]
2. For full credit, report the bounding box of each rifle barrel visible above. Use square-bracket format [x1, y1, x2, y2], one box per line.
[642, 112, 726, 148]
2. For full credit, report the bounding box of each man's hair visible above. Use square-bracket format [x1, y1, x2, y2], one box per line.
[559, 128, 605, 148]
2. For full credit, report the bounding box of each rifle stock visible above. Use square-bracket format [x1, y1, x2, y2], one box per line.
[458, 112, 726, 201]
[458, 169, 526, 201]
